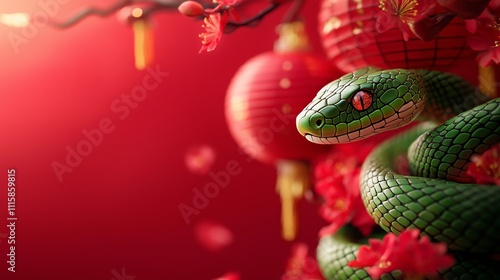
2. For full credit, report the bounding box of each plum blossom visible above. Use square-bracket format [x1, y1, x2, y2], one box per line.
[348, 229, 454, 279]
[467, 143, 500, 185]
[466, 4, 500, 66]
[281, 243, 324, 280]
[376, 0, 435, 41]
[314, 142, 378, 237]
[199, 12, 228, 53]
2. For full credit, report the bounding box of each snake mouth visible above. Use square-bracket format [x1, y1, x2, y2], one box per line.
[305, 134, 340, 144]
[305, 131, 372, 144]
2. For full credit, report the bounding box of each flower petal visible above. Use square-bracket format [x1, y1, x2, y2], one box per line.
[349, 229, 454, 279]
[410, 12, 456, 41]
[437, 0, 490, 19]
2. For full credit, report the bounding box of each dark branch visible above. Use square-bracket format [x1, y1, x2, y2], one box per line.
[224, 3, 280, 33]
[45, 0, 286, 35]
[47, 0, 182, 28]
[281, 0, 304, 23]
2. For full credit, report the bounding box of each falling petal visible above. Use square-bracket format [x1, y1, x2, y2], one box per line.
[213, 272, 240, 280]
[195, 220, 234, 252]
[467, 144, 500, 185]
[282, 243, 324, 280]
[185, 144, 216, 174]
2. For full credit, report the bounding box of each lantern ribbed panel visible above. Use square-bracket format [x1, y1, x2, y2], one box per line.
[225, 51, 340, 164]
[319, 0, 476, 73]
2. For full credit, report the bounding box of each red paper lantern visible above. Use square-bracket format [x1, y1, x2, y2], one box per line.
[318, 0, 476, 73]
[225, 22, 341, 240]
[225, 51, 335, 164]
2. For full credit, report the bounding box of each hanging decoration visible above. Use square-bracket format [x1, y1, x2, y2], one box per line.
[317, 0, 478, 73]
[2, 0, 498, 71]
[1, 0, 500, 279]
[118, 5, 155, 70]
[225, 21, 341, 240]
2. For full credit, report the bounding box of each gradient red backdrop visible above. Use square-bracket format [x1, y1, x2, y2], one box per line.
[0, 1, 328, 279]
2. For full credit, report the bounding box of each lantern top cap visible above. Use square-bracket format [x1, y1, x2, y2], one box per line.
[274, 21, 311, 53]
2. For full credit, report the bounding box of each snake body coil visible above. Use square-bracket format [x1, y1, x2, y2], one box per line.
[297, 67, 500, 279]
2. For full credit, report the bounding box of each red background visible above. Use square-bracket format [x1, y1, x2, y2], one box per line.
[0, 1, 328, 279]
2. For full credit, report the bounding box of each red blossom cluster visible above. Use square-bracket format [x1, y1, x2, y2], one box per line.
[176, 0, 500, 67]
[314, 142, 378, 237]
[281, 243, 324, 280]
[465, 2, 500, 66]
[348, 229, 455, 279]
[178, 0, 241, 53]
[376, 0, 500, 65]
[376, 0, 437, 41]
[467, 143, 500, 185]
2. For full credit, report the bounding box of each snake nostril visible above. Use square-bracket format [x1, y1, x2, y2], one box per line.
[310, 113, 325, 129]
[316, 119, 323, 127]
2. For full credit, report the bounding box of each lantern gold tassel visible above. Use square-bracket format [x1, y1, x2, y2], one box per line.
[275, 21, 312, 241]
[131, 8, 154, 70]
[276, 160, 310, 241]
[478, 65, 498, 98]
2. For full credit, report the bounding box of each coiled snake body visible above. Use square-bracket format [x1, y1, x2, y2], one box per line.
[296, 67, 500, 279]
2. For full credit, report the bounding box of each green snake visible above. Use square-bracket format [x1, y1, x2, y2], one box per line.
[296, 67, 500, 279]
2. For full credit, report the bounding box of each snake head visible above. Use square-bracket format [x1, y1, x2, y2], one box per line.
[296, 68, 426, 144]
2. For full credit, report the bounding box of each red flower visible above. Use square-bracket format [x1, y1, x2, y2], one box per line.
[410, 11, 456, 41]
[314, 128, 413, 237]
[314, 144, 377, 237]
[467, 28, 500, 66]
[314, 141, 377, 181]
[349, 233, 398, 279]
[205, 0, 241, 19]
[199, 12, 228, 53]
[348, 229, 454, 279]
[376, 0, 436, 41]
[281, 243, 324, 280]
[467, 143, 500, 185]
[437, 0, 490, 19]
[317, 168, 375, 237]
[466, 5, 500, 66]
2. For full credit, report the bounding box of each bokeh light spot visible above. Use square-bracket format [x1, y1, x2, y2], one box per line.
[185, 144, 216, 175]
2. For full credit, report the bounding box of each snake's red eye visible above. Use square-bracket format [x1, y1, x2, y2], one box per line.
[351, 90, 373, 111]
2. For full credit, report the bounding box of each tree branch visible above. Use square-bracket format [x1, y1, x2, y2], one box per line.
[47, 0, 183, 28]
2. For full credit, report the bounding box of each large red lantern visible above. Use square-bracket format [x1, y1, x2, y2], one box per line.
[225, 22, 342, 240]
[318, 0, 476, 73]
